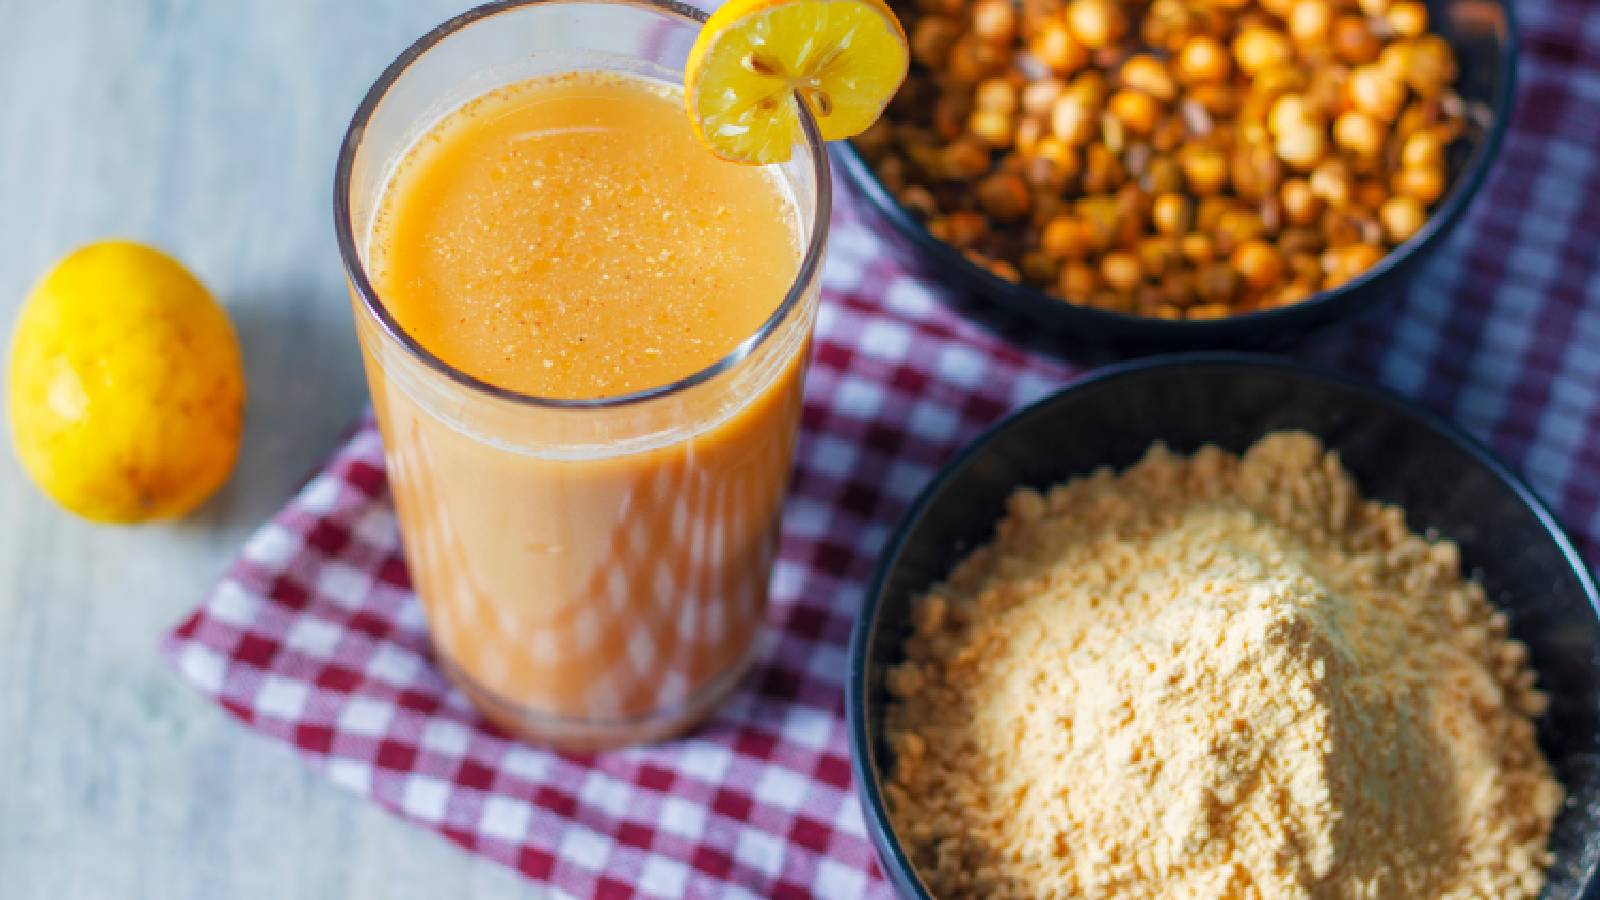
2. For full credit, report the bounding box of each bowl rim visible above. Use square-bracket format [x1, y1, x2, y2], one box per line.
[833, 0, 1521, 342]
[845, 351, 1600, 899]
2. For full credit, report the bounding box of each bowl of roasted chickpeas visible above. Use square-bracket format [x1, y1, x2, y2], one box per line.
[837, 0, 1517, 349]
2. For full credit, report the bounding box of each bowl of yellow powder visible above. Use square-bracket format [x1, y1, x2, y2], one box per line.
[848, 353, 1600, 899]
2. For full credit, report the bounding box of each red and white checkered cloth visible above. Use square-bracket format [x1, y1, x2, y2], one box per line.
[165, 2, 1600, 894]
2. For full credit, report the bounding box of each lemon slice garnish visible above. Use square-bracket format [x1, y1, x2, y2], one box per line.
[685, 0, 909, 164]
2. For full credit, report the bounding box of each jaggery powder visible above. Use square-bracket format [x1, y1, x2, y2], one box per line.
[884, 432, 1563, 899]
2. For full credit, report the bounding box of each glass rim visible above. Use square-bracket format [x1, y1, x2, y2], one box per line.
[332, 0, 832, 411]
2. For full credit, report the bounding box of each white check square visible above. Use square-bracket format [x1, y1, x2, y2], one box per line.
[402, 775, 451, 823]
[336, 697, 394, 737]
[478, 795, 533, 844]
[255, 675, 309, 720]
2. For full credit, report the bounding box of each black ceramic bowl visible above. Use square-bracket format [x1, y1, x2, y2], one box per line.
[848, 354, 1600, 899]
[835, 0, 1518, 352]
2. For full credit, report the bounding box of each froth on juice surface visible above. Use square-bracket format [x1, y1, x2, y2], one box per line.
[357, 71, 812, 747]
[371, 71, 801, 400]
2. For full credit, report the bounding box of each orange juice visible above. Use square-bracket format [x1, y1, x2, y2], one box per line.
[372, 74, 800, 400]
[353, 70, 819, 748]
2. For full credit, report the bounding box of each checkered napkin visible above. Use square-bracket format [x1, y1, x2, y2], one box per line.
[165, 1, 1599, 894]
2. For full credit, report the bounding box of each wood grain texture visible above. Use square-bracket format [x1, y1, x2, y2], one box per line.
[0, 1, 542, 896]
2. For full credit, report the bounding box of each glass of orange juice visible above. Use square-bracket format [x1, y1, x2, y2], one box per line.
[334, 0, 828, 750]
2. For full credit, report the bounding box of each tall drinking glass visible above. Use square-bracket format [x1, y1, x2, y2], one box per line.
[334, 0, 829, 749]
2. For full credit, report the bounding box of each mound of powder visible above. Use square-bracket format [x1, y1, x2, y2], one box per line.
[884, 432, 1563, 899]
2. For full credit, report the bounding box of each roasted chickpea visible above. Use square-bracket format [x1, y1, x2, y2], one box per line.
[1151, 193, 1192, 235]
[1232, 27, 1293, 76]
[1015, 115, 1045, 155]
[946, 37, 988, 84]
[1138, 236, 1178, 277]
[1066, 0, 1128, 50]
[1020, 249, 1060, 283]
[1310, 159, 1354, 208]
[1231, 239, 1285, 290]
[1196, 196, 1233, 232]
[933, 93, 971, 140]
[1267, 94, 1316, 136]
[1286, 247, 1322, 281]
[1268, 278, 1318, 307]
[1022, 154, 1068, 191]
[874, 155, 906, 192]
[1288, 0, 1332, 48]
[1385, 1, 1428, 39]
[1403, 35, 1458, 95]
[1323, 242, 1384, 288]
[1021, 78, 1067, 117]
[1177, 35, 1232, 84]
[972, 0, 1018, 43]
[968, 108, 1015, 147]
[1347, 65, 1407, 122]
[897, 185, 939, 219]
[1215, 208, 1265, 256]
[1119, 54, 1177, 102]
[1280, 178, 1322, 226]
[1179, 144, 1228, 194]
[1196, 262, 1239, 303]
[1304, 64, 1348, 115]
[1357, 0, 1390, 16]
[1087, 289, 1131, 311]
[928, 211, 989, 248]
[1030, 18, 1090, 74]
[1142, 0, 1194, 51]
[1051, 93, 1099, 145]
[1042, 214, 1093, 259]
[1187, 302, 1233, 320]
[1144, 154, 1184, 193]
[943, 136, 993, 179]
[911, 17, 963, 68]
[1275, 121, 1327, 171]
[1279, 227, 1322, 259]
[1330, 15, 1380, 64]
[1401, 129, 1445, 170]
[1100, 250, 1144, 292]
[971, 252, 1022, 281]
[1321, 209, 1361, 247]
[1082, 143, 1127, 192]
[975, 78, 1019, 115]
[1066, 69, 1110, 104]
[1187, 83, 1239, 118]
[977, 172, 1033, 219]
[1109, 89, 1161, 134]
[1377, 41, 1411, 81]
[1077, 195, 1122, 249]
[1159, 268, 1196, 306]
[1231, 139, 1283, 200]
[1179, 232, 1215, 264]
[1380, 195, 1426, 242]
[1058, 260, 1100, 297]
[1333, 110, 1385, 157]
[1249, 64, 1307, 108]
[1032, 136, 1082, 178]
[1393, 164, 1445, 204]
[1354, 178, 1388, 212]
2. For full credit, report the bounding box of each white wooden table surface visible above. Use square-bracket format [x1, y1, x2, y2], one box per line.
[0, 2, 544, 896]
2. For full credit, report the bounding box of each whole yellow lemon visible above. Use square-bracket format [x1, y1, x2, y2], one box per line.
[7, 240, 245, 523]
